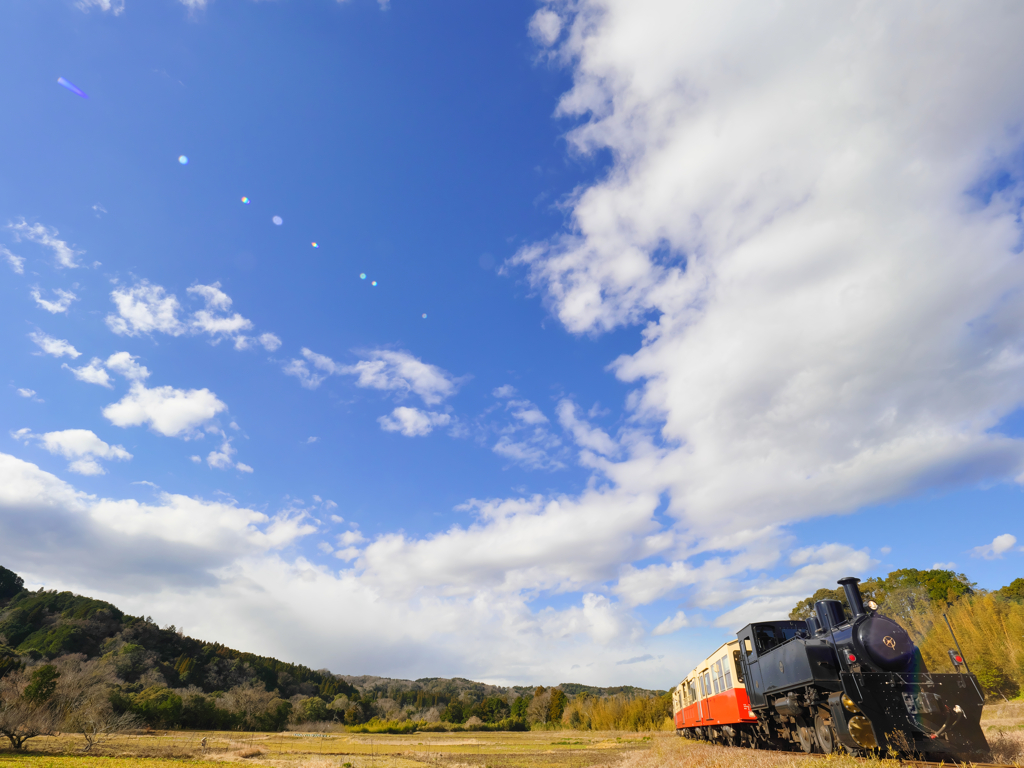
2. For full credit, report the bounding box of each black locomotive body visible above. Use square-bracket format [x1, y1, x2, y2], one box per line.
[735, 577, 990, 760]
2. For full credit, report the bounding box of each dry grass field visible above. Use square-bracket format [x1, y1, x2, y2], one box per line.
[1, 703, 1023, 768]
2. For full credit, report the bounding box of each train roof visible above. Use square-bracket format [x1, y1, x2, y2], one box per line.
[675, 638, 739, 687]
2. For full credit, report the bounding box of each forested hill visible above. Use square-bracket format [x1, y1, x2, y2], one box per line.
[0, 564, 668, 734]
[0, 564, 355, 701]
[340, 674, 663, 704]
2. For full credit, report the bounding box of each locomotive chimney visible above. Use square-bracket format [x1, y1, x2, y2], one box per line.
[838, 576, 866, 618]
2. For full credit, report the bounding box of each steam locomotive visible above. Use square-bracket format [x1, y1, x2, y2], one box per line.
[671, 577, 991, 761]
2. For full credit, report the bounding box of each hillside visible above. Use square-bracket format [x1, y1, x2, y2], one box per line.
[0, 564, 669, 738]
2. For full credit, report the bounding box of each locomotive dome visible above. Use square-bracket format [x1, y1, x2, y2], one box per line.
[855, 615, 916, 672]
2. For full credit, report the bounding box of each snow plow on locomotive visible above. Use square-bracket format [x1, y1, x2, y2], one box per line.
[672, 577, 990, 761]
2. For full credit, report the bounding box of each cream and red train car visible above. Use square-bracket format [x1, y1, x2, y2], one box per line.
[672, 640, 756, 746]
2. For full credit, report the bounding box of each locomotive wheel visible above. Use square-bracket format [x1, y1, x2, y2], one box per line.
[814, 714, 835, 754]
[795, 717, 814, 753]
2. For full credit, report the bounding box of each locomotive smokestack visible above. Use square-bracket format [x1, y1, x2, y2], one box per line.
[838, 576, 866, 618]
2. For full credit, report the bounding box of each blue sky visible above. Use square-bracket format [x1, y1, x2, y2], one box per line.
[1, 0, 1023, 689]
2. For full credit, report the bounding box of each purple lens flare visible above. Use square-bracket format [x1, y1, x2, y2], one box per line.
[57, 77, 88, 98]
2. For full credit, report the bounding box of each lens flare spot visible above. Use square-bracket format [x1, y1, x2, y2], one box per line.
[272, 216, 283, 226]
[241, 197, 250, 204]
[360, 273, 366, 280]
[178, 155, 189, 165]
[422, 313, 427, 319]
[311, 242, 319, 248]
[57, 77, 88, 98]
[371, 281, 377, 286]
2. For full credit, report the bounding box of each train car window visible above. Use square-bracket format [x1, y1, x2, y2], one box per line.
[754, 622, 801, 653]
[732, 650, 745, 684]
[704, 671, 712, 696]
[723, 657, 732, 689]
[712, 667, 720, 694]
[698, 673, 706, 698]
[714, 659, 723, 691]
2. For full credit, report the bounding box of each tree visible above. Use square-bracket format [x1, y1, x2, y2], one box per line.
[549, 689, 567, 723]
[511, 695, 530, 719]
[0, 566, 24, 603]
[996, 578, 1024, 602]
[297, 695, 329, 723]
[526, 690, 551, 725]
[0, 665, 65, 749]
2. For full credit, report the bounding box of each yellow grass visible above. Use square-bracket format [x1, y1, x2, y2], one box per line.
[0, 729, 658, 768]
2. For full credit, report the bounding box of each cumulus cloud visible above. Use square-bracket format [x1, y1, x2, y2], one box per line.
[512, 0, 1024, 539]
[63, 358, 113, 388]
[76, 0, 124, 13]
[556, 400, 617, 456]
[13, 429, 131, 475]
[0, 452, 314, 591]
[284, 348, 462, 404]
[188, 282, 253, 341]
[652, 611, 689, 636]
[106, 281, 185, 336]
[205, 435, 251, 473]
[105, 351, 150, 382]
[7, 218, 82, 268]
[378, 407, 451, 437]
[29, 331, 80, 359]
[971, 533, 1018, 560]
[103, 383, 227, 437]
[17, 389, 36, 399]
[482, 394, 567, 470]
[106, 279, 278, 351]
[1, 245, 24, 274]
[31, 287, 77, 314]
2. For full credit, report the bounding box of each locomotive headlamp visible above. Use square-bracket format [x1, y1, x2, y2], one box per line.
[867, 600, 878, 611]
[847, 715, 877, 748]
[841, 694, 861, 714]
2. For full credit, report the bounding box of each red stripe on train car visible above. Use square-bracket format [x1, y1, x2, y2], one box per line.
[676, 688, 756, 729]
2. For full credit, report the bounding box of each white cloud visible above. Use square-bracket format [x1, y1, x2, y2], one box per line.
[556, 400, 617, 456]
[258, 333, 281, 351]
[14, 429, 131, 476]
[306, 436, 319, 444]
[31, 287, 78, 314]
[7, 218, 82, 268]
[17, 389, 36, 398]
[493, 434, 565, 471]
[511, 0, 1024, 538]
[187, 282, 232, 310]
[528, 9, 562, 47]
[105, 279, 278, 352]
[103, 383, 227, 437]
[284, 348, 462, 404]
[971, 533, 1018, 560]
[378, 407, 451, 437]
[29, 331, 81, 359]
[63, 358, 113, 388]
[106, 281, 185, 336]
[508, 399, 549, 425]
[1, 245, 24, 274]
[484, 395, 567, 470]
[76, 0, 124, 14]
[236, 462, 253, 474]
[932, 562, 957, 570]
[189, 455, 201, 463]
[652, 611, 689, 636]
[105, 351, 150, 382]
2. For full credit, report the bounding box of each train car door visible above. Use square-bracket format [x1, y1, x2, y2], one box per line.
[701, 667, 713, 721]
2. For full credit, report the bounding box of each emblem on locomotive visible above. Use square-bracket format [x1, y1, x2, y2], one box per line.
[670, 576, 991, 762]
